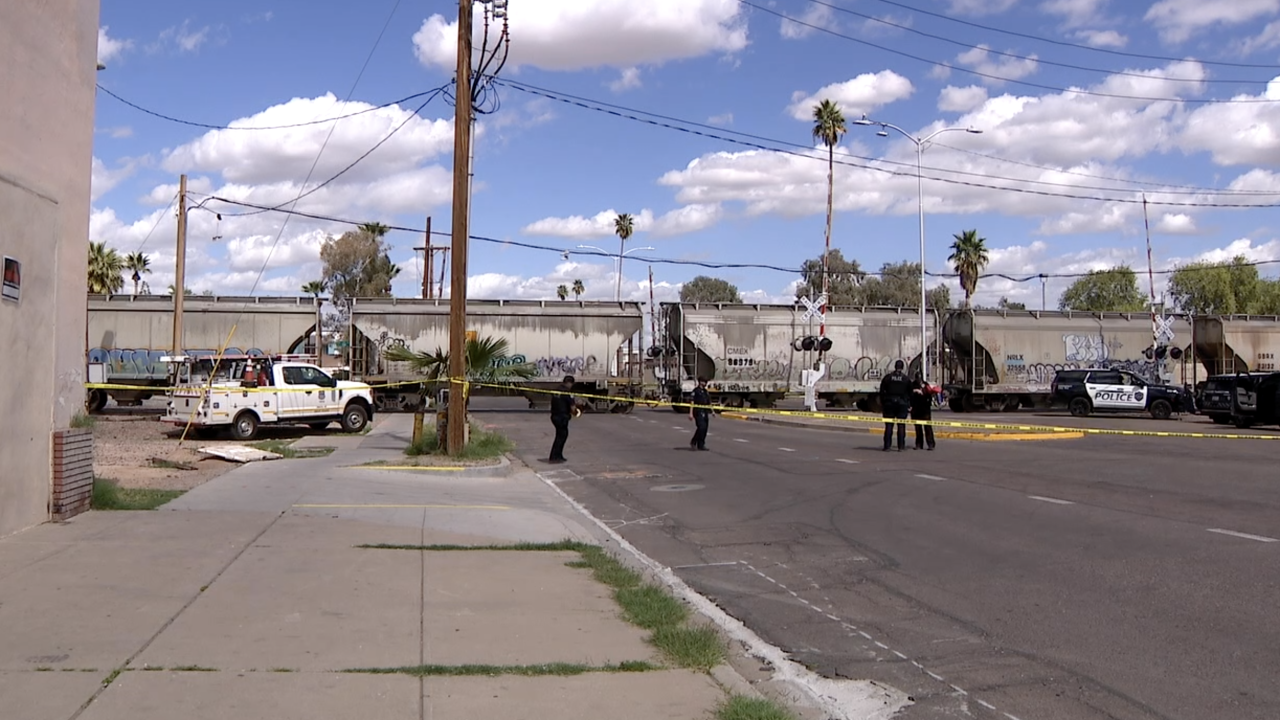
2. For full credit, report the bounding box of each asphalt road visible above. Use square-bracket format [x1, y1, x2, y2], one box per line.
[477, 400, 1280, 720]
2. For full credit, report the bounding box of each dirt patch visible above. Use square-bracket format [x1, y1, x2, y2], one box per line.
[91, 416, 237, 491]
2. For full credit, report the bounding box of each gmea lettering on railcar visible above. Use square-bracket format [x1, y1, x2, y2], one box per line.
[161, 354, 375, 441]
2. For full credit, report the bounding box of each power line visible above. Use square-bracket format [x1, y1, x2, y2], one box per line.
[860, 0, 1280, 70]
[95, 83, 442, 131]
[741, 0, 1280, 104]
[496, 79, 1280, 207]
[131, 192, 178, 256]
[793, 0, 1257, 85]
[209, 85, 448, 217]
[204, 195, 1280, 283]
[233, 0, 406, 306]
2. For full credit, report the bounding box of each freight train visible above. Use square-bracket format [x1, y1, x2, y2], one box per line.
[655, 301, 1280, 412]
[85, 294, 1280, 415]
[84, 294, 645, 414]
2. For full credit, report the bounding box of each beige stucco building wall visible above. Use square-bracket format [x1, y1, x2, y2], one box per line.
[0, 1, 100, 536]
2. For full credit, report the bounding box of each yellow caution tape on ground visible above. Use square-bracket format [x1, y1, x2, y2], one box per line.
[463, 381, 1280, 441]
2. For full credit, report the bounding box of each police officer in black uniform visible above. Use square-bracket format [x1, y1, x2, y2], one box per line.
[688, 376, 711, 451]
[547, 375, 575, 463]
[910, 372, 937, 451]
[879, 360, 912, 451]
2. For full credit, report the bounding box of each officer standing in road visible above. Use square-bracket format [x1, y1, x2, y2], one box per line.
[879, 360, 912, 451]
[911, 372, 937, 451]
[688, 376, 711, 451]
[547, 374, 575, 463]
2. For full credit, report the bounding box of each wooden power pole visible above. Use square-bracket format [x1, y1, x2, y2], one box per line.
[413, 216, 450, 300]
[446, 0, 475, 455]
[173, 174, 188, 356]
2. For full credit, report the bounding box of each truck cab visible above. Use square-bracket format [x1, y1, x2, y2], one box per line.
[162, 354, 375, 440]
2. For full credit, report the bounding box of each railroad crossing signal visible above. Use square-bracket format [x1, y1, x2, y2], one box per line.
[1153, 315, 1175, 345]
[800, 294, 827, 322]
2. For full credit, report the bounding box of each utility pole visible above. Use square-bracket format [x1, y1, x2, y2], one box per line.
[413, 216, 443, 299]
[446, 0, 475, 456]
[173, 174, 188, 356]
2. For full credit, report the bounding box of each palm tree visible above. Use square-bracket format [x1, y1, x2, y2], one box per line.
[302, 280, 326, 360]
[384, 335, 537, 388]
[812, 99, 847, 318]
[87, 241, 125, 294]
[124, 251, 151, 296]
[613, 213, 635, 301]
[948, 229, 990, 307]
[167, 284, 194, 296]
[572, 279, 585, 300]
[358, 222, 390, 238]
[556, 284, 569, 301]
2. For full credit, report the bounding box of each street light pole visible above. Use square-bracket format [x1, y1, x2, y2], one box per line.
[578, 244, 655, 302]
[854, 117, 982, 383]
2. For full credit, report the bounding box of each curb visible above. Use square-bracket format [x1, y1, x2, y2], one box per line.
[721, 412, 1085, 441]
[343, 454, 515, 478]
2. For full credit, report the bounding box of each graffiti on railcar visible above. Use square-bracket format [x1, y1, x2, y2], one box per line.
[535, 355, 600, 377]
[89, 347, 266, 377]
[714, 355, 789, 381]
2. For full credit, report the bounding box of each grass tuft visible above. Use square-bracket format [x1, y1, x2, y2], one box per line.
[355, 537, 727, 672]
[405, 423, 513, 460]
[716, 695, 798, 720]
[250, 440, 334, 459]
[92, 478, 185, 511]
[71, 411, 96, 429]
[344, 661, 657, 677]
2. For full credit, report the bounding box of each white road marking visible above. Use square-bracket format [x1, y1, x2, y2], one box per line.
[1028, 495, 1075, 505]
[892, 650, 908, 659]
[734, 438, 749, 443]
[950, 684, 968, 695]
[926, 671, 945, 682]
[977, 699, 996, 710]
[1005, 713, 1025, 720]
[673, 561, 742, 569]
[672, 426, 685, 430]
[778, 447, 796, 452]
[1207, 528, 1279, 543]
[915, 473, 945, 481]
[836, 458, 859, 464]
[873, 641, 888, 649]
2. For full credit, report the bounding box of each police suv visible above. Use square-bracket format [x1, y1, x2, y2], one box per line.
[1050, 368, 1191, 420]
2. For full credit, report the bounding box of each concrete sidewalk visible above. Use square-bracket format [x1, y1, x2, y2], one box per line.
[0, 415, 759, 720]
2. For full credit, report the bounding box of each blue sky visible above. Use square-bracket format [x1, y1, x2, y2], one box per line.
[91, 0, 1280, 309]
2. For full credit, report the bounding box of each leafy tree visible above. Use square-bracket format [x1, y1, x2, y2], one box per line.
[384, 335, 537, 385]
[124, 251, 151, 296]
[166, 284, 194, 296]
[680, 275, 742, 303]
[572, 279, 584, 299]
[1059, 266, 1147, 312]
[358, 221, 390, 238]
[1255, 278, 1280, 315]
[798, 249, 866, 306]
[556, 284, 569, 300]
[302, 280, 326, 298]
[87, 241, 124, 294]
[948, 229, 989, 306]
[997, 296, 1026, 310]
[860, 261, 951, 310]
[320, 228, 400, 303]
[797, 254, 948, 309]
[613, 213, 635, 297]
[1167, 255, 1270, 315]
[812, 99, 847, 304]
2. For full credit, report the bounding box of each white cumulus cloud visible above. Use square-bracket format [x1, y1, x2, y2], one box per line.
[412, 0, 748, 72]
[787, 71, 915, 121]
[1145, 0, 1280, 43]
[522, 204, 725, 239]
[938, 85, 989, 113]
[97, 26, 132, 64]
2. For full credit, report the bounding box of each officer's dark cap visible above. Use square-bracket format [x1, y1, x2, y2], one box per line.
[562, 375, 575, 384]
[894, 360, 904, 370]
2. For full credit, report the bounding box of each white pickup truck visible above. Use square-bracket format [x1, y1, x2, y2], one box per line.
[162, 354, 375, 441]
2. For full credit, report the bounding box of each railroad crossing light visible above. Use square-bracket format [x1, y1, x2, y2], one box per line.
[647, 346, 662, 358]
[1169, 347, 1183, 360]
[818, 337, 833, 352]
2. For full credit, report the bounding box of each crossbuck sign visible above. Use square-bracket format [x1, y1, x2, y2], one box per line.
[800, 294, 827, 322]
[1153, 315, 1175, 345]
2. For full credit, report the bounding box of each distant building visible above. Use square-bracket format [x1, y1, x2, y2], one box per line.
[0, 1, 100, 535]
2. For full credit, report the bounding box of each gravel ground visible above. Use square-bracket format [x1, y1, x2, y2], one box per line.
[91, 415, 239, 490]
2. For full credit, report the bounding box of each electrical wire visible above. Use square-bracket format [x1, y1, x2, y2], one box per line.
[204, 195, 1280, 282]
[495, 78, 1280, 207]
[860, 0, 1280, 70]
[131, 192, 178, 256]
[740, 0, 1280, 104]
[790, 0, 1256, 85]
[209, 85, 447, 217]
[95, 83, 444, 131]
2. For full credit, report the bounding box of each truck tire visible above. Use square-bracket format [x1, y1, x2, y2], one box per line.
[1149, 399, 1172, 420]
[1069, 397, 1092, 417]
[341, 403, 369, 433]
[230, 411, 259, 441]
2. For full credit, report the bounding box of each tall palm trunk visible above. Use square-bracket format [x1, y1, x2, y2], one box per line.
[821, 144, 834, 338]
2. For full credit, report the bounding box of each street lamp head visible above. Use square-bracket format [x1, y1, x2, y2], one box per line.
[854, 115, 875, 126]
[966, 128, 983, 134]
[876, 130, 889, 137]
